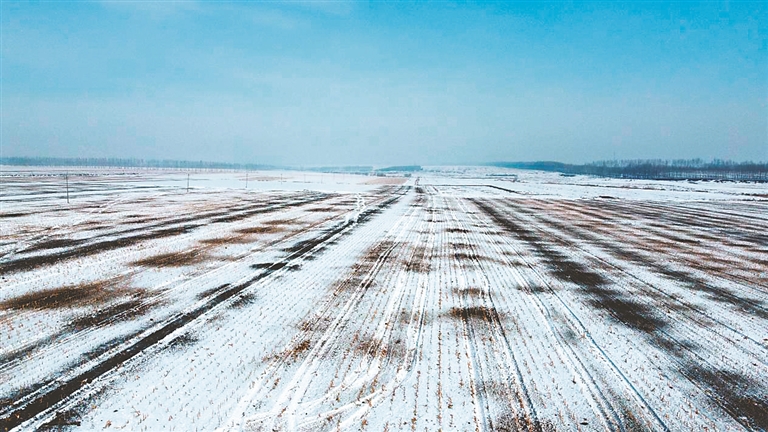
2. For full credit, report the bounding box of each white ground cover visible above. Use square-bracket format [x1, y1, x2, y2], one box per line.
[0, 166, 766, 431]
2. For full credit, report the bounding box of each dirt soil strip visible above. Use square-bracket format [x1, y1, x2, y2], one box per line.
[508, 199, 768, 317]
[0, 190, 406, 432]
[0, 193, 329, 275]
[472, 198, 768, 431]
[421, 184, 524, 195]
[0, 207, 349, 376]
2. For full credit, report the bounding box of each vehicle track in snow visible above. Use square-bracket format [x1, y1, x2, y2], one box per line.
[0, 192, 331, 275]
[229, 191, 426, 431]
[472, 197, 767, 431]
[0, 196, 356, 398]
[0, 188, 408, 431]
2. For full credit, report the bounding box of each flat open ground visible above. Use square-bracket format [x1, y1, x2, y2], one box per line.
[0, 167, 766, 431]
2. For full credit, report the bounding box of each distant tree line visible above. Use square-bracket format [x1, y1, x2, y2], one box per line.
[375, 165, 423, 173]
[490, 159, 768, 182]
[0, 157, 275, 171]
[305, 166, 374, 174]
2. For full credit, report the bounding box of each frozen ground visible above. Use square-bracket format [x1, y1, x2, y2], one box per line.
[0, 166, 766, 431]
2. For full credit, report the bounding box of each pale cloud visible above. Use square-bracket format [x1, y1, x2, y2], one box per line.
[251, 8, 308, 30]
[286, 1, 354, 17]
[99, 0, 202, 18]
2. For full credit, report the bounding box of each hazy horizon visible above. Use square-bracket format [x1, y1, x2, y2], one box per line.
[2, 1, 766, 165]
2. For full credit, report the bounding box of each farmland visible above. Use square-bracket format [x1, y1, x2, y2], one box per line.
[0, 168, 766, 431]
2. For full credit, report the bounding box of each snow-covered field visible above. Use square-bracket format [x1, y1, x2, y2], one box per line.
[1, 166, 766, 431]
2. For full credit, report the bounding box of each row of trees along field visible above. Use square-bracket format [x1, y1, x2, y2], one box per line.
[1, 158, 424, 176]
[491, 159, 768, 182]
[0, 157, 275, 171]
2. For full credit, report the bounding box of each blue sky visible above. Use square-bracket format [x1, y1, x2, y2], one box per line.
[2, 1, 766, 165]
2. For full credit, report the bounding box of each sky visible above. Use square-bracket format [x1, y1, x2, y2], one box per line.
[1, 1, 766, 166]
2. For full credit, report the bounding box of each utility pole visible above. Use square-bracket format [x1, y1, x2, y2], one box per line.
[187, 173, 190, 193]
[245, 170, 248, 189]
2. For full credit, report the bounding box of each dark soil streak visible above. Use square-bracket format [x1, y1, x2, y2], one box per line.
[683, 365, 768, 431]
[473, 198, 768, 431]
[599, 201, 768, 248]
[0, 188, 406, 431]
[508, 199, 767, 312]
[0, 193, 330, 276]
[525, 200, 768, 320]
[472, 199, 667, 335]
[133, 249, 208, 267]
[0, 225, 200, 275]
[0, 278, 128, 311]
[447, 306, 499, 323]
[0, 212, 29, 219]
[493, 413, 556, 432]
[23, 238, 87, 253]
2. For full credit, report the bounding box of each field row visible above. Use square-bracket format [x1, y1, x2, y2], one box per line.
[1, 175, 766, 431]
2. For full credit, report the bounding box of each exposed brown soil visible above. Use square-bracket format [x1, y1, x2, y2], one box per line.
[492, 413, 557, 432]
[445, 227, 470, 234]
[0, 225, 199, 275]
[290, 339, 312, 357]
[306, 206, 341, 213]
[517, 200, 768, 319]
[451, 242, 473, 250]
[0, 278, 129, 311]
[196, 284, 231, 300]
[451, 251, 507, 267]
[0, 190, 407, 431]
[475, 197, 768, 431]
[297, 316, 333, 333]
[37, 409, 81, 430]
[68, 293, 158, 331]
[198, 234, 255, 246]
[354, 336, 382, 358]
[167, 332, 199, 351]
[472, 199, 668, 335]
[0, 194, 329, 275]
[452, 252, 477, 263]
[263, 218, 299, 226]
[518, 284, 549, 295]
[237, 225, 285, 235]
[361, 241, 396, 264]
[133, 249, 208, 267]
[454, 287, 485, 297]
[229, 293, 257, 309]
[682, 364, 768, 431]
[447, 306, 499, 323]
[24, 238, 86, 252]
[404, 246, 431, 273]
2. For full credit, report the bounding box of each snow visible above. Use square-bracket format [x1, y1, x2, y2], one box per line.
[1, 166, 766, 431]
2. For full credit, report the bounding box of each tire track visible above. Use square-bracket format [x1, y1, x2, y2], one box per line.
[446, 196, 536, 431]
[0, 192, 331, 275]
[231, 191, 421, 431]
[510, 198, 768, 314]
[0, 189, 407, 432]
[0, 201, 356, 391]
[474, 198, 767, 431]
[470, 198, 671, 432]
[452, 196, 622, 432]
